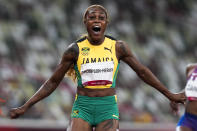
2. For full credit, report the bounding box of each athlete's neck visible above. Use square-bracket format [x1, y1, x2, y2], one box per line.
[87, 36, 105, 45]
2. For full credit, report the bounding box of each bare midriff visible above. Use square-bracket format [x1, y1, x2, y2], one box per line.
[186, 100, 197, 115]
[77, 87, 116, 97]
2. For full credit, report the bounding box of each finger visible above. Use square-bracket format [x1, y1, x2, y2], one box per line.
[10, 114, 18, 119]
[10, 112, 15, 119]
[172, 107, 179, 115]
[9, 111, 17, 119]
[180, 100, 186, 105]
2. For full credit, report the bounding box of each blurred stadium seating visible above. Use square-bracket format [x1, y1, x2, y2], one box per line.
[0, 0, 196, 130]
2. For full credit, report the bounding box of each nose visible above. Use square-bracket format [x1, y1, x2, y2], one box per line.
[93, 13, 102, 22]
[94, 17, 100, 23]
[95, 17, 104, 24]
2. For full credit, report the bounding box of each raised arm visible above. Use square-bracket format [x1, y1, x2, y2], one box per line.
[10, 43, 79, 118]
[116, 40, 185, 102]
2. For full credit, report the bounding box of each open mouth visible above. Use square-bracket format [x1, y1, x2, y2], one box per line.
[92, 26, 101, 32]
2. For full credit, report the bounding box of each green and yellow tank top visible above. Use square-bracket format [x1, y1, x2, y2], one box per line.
[74, 35, 119, 89]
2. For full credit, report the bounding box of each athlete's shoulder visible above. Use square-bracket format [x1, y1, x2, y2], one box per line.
[65, 43, 79, 55]
[115, 40, 132, 60]
[186, 63, 197, 76]
[105, 35, 117, 41]
[63, 42, 79, 62]
[116, 40, 128, 48]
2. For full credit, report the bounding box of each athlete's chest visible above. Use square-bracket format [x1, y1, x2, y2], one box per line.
[185, 70, 197, 99]
[186, 72, 197, 87]
[79, 45, 115, 65]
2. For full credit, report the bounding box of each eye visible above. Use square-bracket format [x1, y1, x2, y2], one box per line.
[89, 16, 96, 20]
[99, 16, 105, 20]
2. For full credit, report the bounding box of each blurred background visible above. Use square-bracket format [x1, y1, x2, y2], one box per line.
[0, 0, 196, 130]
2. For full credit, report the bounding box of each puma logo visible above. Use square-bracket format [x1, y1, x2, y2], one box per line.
[71, 110, 79, 117]
[104, 46, 112, 53]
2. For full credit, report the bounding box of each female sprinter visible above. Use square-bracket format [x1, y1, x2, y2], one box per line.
[10, 5, 186, 131]
[171, 63, 197, 131]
